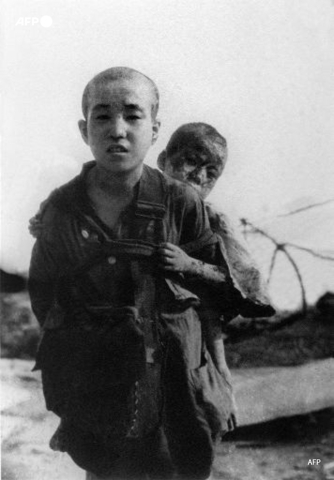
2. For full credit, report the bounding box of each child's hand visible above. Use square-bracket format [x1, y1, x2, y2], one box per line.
[28, 215, 43, 238]
[158, 243, 193, 273]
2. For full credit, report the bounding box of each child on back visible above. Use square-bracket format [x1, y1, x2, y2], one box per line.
[29, 70, 252, 480]
[158, 122, 275, 375]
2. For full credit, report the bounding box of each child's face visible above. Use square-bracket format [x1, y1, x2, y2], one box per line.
[163, 147, 222, 199]
[79, 78, 160, 175]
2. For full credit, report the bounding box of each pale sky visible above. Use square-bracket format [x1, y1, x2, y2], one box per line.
[1, 0, 334, 282]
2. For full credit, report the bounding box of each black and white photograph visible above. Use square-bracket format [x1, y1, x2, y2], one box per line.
[1, 1, 334, 479]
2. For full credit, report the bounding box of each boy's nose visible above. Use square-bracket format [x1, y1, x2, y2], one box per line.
[109, 116, 126, 138]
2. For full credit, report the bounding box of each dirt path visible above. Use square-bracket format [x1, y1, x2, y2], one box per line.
[1, 359, 333, 480]
[1, 359, 84, 480]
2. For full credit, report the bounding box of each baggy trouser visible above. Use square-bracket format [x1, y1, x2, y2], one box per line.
[158, 307, 235, 480]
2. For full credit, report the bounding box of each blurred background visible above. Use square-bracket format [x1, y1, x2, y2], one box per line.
[1, 0, 334, 310]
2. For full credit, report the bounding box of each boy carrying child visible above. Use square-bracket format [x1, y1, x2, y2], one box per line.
[29, 70, 273, 480]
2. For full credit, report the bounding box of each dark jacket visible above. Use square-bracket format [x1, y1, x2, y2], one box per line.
[28, 162, 270, 476]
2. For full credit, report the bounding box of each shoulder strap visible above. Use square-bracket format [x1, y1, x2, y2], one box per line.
[132, 166, 167, 243]
[135, 167, 166, 219]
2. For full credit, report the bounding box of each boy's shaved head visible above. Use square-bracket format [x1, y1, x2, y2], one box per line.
[165, 122, 228, 171]
[82, 66, 160, 120]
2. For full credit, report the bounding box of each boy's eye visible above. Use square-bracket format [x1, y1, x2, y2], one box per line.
[95, 114, 110, 120]
[127, 115, 141, 121]
[207, 168, 218, 179]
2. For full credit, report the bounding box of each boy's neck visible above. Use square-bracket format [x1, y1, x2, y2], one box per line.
[90, 163, 143, 198]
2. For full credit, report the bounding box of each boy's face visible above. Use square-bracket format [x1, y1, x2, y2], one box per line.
[163, 147, 222, 199]
[79, 78, 160, 175]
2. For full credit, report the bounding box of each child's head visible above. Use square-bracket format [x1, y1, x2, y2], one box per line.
[158, 122, 227, 199]
[78, 67, 160, 175]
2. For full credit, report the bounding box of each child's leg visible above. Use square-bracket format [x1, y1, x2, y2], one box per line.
[163, 360, 215, 480]
[203, 316, 230, 376]
[203, 315, 237, 431]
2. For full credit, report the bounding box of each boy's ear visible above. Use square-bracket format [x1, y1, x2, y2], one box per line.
[78, 119, 89, 145]
[157, 150, 167, 171]
[151, 119, 161, 145]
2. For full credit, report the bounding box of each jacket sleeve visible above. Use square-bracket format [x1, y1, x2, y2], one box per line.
[171, 187, 235, 313]
[208, 207, 275, 317]
[175, 187, 229, 273]
[178, 196, 275, 318]
[28, 203, 65, 327]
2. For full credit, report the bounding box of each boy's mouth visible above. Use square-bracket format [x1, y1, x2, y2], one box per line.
[107, 145, 128, 153]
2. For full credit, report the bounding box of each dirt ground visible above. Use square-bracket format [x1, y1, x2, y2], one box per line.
[1, 358, 333, 480]
[215, 411, 334, 480]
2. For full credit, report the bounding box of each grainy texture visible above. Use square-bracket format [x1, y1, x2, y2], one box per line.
[2, 359, 333, 480]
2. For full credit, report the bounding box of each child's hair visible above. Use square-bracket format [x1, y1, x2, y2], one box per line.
[159, 122, 228, 173]
[81, 67, 160, 120]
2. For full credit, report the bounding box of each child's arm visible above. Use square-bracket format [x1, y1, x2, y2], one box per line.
[208, 207, 275, 317]
[158, 242, 228, 284]
[29, 198, 48, 238]
[29, 213, 43, 238]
